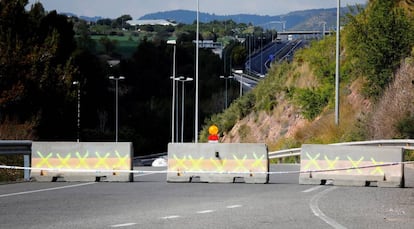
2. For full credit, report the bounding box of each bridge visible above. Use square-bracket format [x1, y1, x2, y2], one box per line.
[278, 30, 334, 36]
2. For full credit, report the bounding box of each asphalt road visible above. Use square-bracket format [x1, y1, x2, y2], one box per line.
[0, 164, 413, 229]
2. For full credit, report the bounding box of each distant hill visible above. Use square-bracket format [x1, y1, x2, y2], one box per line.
[62, 12, 103, 22]
[62, 5, 363, 31]
[139, 6, 362, 31]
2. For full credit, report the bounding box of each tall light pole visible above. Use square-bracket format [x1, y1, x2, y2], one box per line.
[233, 70, 244, 98]
[321, 21, 327, 38]
[109, 75, 125, 142]
[240, 74, 243, 97]
[195, 0, 200, 143]
[73, 81, 80, 142]
[167, 39, 177, 143]
[260, 33, 264, 75]
[176, 77, 193, 142]
[335, 0, 341, 125]
[220, 75, 233, 109]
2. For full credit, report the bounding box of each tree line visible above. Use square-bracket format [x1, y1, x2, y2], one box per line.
[1, 1, 262, 155]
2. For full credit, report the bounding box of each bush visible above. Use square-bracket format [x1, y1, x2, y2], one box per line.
[0, 155, 23, 182]
[405, 150, 414, 161]
[292, 87, 331, 120]
[345, 0, 414, 99]
[200, 92, 256, 142]
[396, 115, 414, 138]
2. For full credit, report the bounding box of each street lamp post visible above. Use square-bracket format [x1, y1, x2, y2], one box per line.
[176, 77, 193, 142]
[335, 0, 341, 125]
[73, 81, 80, 142]
[170, 75, 181, 142]
[167, 39, 177, 143]
[233, 70, 244, 98]
[195, 0, 200, 143]
[109, 76, 125, 142]
[240, 74, 243, 97]
[260, 33, 264, 75]
[220, 75, 233, 109]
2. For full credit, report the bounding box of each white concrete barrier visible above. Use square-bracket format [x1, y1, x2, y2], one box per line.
[31, 142, 133, 182]
[299, 144, 404, 187]
[167, 143, 269, 183]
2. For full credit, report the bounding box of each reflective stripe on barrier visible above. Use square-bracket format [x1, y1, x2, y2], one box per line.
[1, 161, 412, 175]
[31, 142, 133, 182]
[299, 144, 405, 187]
[167, 143, 269, 183]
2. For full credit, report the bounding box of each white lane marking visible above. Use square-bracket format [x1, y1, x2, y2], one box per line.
[161, 215, 181, 220]
[197, 210, 215, 214]
[161, 205, 241, 220]
[302, 186, 324, 193]
[0, 182, 95, 198]
[110, 223, 137, 228]
[226, 205, 243, 209]
[134, 170, 166, 177]
[310, 186, 347, 229]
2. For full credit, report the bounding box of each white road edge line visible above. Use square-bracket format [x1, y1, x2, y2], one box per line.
[161, 215, 181, 219]
[310, 186, 347, 229]
[302, 185, 324, 193]
[196, 210, 215, 214]
[0, 182, 96, 198]
[110, 223, 137, 228]
[134, 170, 167, 177]
[227, 205, 243, 209]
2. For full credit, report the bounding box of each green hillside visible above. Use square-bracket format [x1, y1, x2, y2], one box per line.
[201, 0, 414, 152]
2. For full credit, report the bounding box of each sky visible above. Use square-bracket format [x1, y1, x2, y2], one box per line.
[28, 0, 368, 19]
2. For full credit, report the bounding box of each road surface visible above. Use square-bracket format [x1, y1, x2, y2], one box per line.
[0, 164, 413, 229]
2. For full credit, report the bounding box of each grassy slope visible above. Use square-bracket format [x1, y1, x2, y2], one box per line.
[205, 40, 414, 152]
[202, 1, 414, 150]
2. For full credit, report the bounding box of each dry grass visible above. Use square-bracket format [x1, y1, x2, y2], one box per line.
[0, 117, 36, 182]
[367, 60, 414, 139]
[0, 117, 36, 140]
[292, 100, 362, 144]
[288, 62, 319, 89]
[0, 155, 24, 182]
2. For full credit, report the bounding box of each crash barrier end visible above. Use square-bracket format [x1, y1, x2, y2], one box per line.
[299, 144, 404, 188]
[167, 143, 269, 184]
[31, 142, 134, 182]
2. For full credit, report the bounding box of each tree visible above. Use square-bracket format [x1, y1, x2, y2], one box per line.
[345, 0, 414, 99]
[99, 36, 118, 55]
[97, 18, 112, 26]
[231, 45, 247, 69]
[0, 1, 77, 139]
[113, 14, 132, 29]
[74, 20, 96, 52]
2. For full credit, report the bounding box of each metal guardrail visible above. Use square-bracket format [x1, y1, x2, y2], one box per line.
[268, 139, 414, 159]
[134, 152, 168, 166]
[0, 140, 32, 156]
[268, 147, 302, 159]
[134, 152, 167, 160]
[0, 140, 32, 181]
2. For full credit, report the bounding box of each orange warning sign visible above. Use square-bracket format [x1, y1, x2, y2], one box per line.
[208, 125, 219, 143]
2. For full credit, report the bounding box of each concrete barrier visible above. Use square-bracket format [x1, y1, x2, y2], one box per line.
[31, 142, 133, 182]
[167, 143, 269, 183]
[299, 144, 404, 187]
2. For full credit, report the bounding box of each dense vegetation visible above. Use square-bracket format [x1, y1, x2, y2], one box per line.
[345, 1, 414, 99]
[201, 0, 414, 146]
[0, 0, 277, 160]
